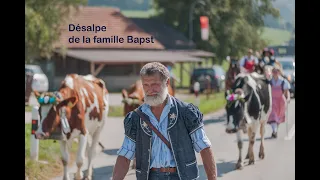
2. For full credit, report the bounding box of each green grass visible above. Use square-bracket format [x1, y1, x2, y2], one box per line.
[221, 60, 230, 71]
[25, 105, 32, 112]
[109, 105, 124, 117]
[261, 27, 291, 46]
[25, 124, 77, 180]
[185, 92, 226, 114]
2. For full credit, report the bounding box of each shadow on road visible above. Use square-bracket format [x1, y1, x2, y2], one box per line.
[92, 165, 115, 180]
[203, 113, 226, 126]
[103, 148, 119, 156]
[240, 137, 273, 142]
[203, 118, 225, 126]
[198, 160, 236, 179]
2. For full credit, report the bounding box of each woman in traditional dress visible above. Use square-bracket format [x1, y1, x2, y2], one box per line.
[268, 65, 291, 138]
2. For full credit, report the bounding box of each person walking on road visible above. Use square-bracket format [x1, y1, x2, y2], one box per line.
[268, 65, 291, 138]
[112, 62, 217, 180]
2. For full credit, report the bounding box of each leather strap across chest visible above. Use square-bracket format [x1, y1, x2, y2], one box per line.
[134, 108, 172, 150]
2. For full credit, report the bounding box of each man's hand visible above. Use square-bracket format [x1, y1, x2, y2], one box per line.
[112, 156, 131, 180]
[200, 147, 217, 180]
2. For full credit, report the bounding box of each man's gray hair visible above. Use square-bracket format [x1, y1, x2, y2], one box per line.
[140, 62, 170, 81]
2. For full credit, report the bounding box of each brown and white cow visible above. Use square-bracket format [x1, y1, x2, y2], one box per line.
[34, 74, 109, 180]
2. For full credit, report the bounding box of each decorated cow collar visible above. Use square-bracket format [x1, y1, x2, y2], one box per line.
[226, 90, 245, 108]
[37, 92, 58, 105]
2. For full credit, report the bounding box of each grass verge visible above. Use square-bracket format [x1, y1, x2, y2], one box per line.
[25, 124, 77, 180]
[25, 105, 32, 112]
[108, 105, 124, 117]
[185, 92, 226, 115]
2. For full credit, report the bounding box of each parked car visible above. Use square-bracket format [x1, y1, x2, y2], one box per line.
[189, 67, 222, 93]
[277, 57, 295, 98]
[212, 65, 226, 91]
[25, 64, 49, 93]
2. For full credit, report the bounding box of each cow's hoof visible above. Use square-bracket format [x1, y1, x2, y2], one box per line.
[63, 176, 71, 180]
[245, 154, 249, 159]
[248, 159, 255, 165]
[74, 173, 83, 180]
[259, 152, 265, 159]
[235, 162, 243, 170]
[242, 129, 247, 134]
[271, 132, 277, 139]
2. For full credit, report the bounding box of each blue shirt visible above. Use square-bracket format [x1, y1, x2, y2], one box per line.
[117, 95, 211, 168]
[271, 76, 291, 90]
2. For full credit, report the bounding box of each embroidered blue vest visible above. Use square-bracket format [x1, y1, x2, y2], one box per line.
[123, 96, 203, 180]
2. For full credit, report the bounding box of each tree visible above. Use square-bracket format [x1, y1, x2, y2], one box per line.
[25, 0, 86, 63]
[153, 0, 279, 63]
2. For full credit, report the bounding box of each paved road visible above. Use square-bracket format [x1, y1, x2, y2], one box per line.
[50, 99, 295, 180]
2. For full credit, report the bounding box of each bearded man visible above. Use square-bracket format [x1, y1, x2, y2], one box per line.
[112, 62, 217, 180]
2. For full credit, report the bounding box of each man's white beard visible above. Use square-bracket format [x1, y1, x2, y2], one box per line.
[144, 84, 168, 107]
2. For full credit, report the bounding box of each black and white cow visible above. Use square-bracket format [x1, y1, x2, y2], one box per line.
[225, 72, 272, 170]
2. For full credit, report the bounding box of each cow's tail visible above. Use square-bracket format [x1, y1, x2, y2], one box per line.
[266, 83, 272, 118]
[96, 78, 109, 115]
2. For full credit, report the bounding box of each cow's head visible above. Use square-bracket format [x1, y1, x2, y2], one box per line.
[33, 90, 77, 139]
[225, 75, 253, 133]
[121, 88, 143, 116]
[121, 81, 144, 115]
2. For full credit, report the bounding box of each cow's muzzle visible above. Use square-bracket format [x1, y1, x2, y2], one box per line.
[225, 128, 238, 134]
[122, 98, 140, 105]
[35, 132, 50, 139]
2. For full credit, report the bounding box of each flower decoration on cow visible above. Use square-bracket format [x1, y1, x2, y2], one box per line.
[34, 91, 61, 105]
[226, 89, 245, 108]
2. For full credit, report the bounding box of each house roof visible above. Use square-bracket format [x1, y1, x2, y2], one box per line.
[130, 18, 196, 50]
[54, 7, 164, 50]
[61, 49, 202, 64]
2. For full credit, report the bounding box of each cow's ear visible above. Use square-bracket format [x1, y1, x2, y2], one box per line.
[122, 89, 128, 98]
[56, 97, 77, 110]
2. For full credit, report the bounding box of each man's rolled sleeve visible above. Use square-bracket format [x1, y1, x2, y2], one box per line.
[190, 128, 212, 153]
[117, 136, 136, 160]
[117, 111, 137, 160]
